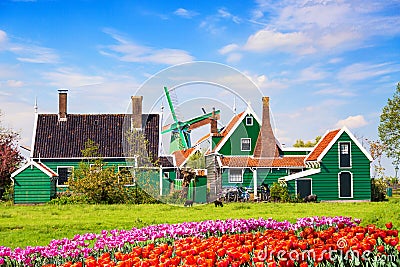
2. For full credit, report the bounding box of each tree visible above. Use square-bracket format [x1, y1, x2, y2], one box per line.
[293, 136, 321, 147]
[0, 111, 24, 197]
[378, 82, 400, 167]
[67, 139, 157, 204]
[368, 139, 386, 178]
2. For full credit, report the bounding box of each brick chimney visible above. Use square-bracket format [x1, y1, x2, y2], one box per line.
[131, 96, 143, 129]
[58, 89, 68, 121]
[210, 108, 218, 135]
[253, 97, 278, 158]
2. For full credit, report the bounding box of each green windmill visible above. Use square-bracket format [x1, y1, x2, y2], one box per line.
[161, 86, 220, 154]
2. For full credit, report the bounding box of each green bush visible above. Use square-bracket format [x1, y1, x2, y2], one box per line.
[371, 178, 387, 201]
[270, 182, 291, 202]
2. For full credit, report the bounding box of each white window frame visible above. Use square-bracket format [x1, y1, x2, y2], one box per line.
[241, 138, 251, 152]
[338, 142, 352, 168]
[338, 171, 353, 198]
[57, 166, 74, 187]
[228, 168, 243, 183]
[245, 116, 253, 126]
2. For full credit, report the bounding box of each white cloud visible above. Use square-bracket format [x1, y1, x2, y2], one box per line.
[0, 30, 59, 63]
[226, 53, 242, 63]
[42, 68, 105, 88]
[297, 66, 327, 81]
[336, 115, 368, 129]
[218, 44, 239, 55]
[338, 62, 399, 82]
[243, 30, 314, 54]
[6, 80, 24, 87]
[217, 8, 241, 24]
[101, 29, 194, 65]
[173, 8, 198, 19]
[314, 88, 356, 97]
[239, 0, 400, 56]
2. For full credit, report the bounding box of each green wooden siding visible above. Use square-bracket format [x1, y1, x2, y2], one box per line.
[13, 166, 56, 204]
[310, 132, 371, 201]
[222, 168, 289, 188]
[219, 115, 260, 156]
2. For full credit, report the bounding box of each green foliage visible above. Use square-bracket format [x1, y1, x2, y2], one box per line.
[293, 136, 321, 147]
[1, 184, 14, 202]
[66, 138, 160, 204]
[371, 178, 387, 202]
[0, 110, 24, 193]
[368, 139, 386, 178]
[270, 182, 291, 202]
[378, 82, 400, 166]
[186, 150, 205, 169]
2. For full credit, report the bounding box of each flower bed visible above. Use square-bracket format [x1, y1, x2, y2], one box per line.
[0, 216, 399, 266]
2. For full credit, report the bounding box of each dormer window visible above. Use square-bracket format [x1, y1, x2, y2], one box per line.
[241, 138, 251, 151]
[245, 116, 253, 126]
[339, 142, 351, 168]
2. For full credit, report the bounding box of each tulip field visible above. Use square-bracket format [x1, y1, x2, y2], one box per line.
[1, 201, 399, 266]
[1, 216, 400, 266]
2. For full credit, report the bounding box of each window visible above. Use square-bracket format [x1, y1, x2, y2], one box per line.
[339, 142, 351, 168]
[339, 172, 352, 198]
[241, 138, 251, 151]
[57, 166, 73, 186]
[229, 169, 243, 183]
[245, 116, 253, 126]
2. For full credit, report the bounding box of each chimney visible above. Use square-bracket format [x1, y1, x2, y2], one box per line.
[210, 107, 218, 134]
[253, 97, 278, 158]
[58, 89, 68, 121]
[131, 96, 143, 129]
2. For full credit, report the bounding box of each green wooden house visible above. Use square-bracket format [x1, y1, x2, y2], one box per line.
[202, 97, 372, 201]
[10, 160, 58, 203]
[11, 91, 171, 204]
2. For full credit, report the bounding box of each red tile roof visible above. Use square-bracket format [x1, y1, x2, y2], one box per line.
[221, 156, 306, 168]
[173, 147, 196, 167]
[306, 129, 340, 161]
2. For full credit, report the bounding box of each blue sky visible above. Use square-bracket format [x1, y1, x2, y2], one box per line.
[0, 0, 399, 175]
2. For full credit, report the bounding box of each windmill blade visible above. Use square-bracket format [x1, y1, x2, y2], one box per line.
[161, 123, 173, 133]
[188, 113, 221, 131]
[163, 86, 179, 124]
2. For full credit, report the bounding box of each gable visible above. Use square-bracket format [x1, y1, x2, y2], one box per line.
[32, 114, 159, 159]
[11, 161, 58, 178]
[323, 131, 371, 164]
[306, 126, 372, 162]
[212, 110, 262, 155]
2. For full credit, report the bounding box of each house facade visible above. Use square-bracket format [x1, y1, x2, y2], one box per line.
[11, 91, 169, 204]
[11, 91, 372, 204]
[203, 97, 372, 202]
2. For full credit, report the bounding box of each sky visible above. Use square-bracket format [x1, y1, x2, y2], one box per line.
[0, 0, 399, 175]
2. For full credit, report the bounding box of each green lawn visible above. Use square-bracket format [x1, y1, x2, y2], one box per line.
[1, 199, 399, 249]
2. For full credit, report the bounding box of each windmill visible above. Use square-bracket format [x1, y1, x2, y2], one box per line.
[161, 86, 220, 154]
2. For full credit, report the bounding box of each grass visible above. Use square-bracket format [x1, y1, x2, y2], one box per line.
[1, 199, 399, 249]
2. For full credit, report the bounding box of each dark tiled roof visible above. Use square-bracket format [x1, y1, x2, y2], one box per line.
[158, 156, 175, 168]
[221, 156, 306, 168]
[33, 114, 159, 160]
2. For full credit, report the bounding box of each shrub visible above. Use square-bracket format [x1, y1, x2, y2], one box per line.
[371, 178, 387, 201]
[270, 182, 291, 202]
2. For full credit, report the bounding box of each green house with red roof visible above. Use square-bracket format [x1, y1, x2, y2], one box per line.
[195, 97, 372, 202]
